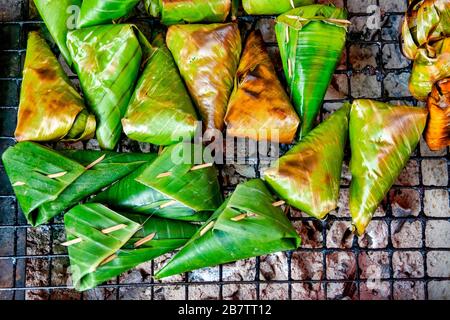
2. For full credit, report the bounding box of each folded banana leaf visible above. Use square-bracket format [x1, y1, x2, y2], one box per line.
[424, 78, 450, 151]
[225, 30, 300, 144]
[15, 32, 96, 143]
[67, 24, 150, 150]
[243, 0, 314, 15]
[166, 23, 242, 132]
[349, 100, 428, 235]
[136, 143, 223, 213]
[77, 0, 140, 28]
[155, 179, 301, 278]
[145, 0, 231, 25]
[264, 104, 350, 219]
[122, 35, 198, 146]
[409, 38, 450, 101]
[65, 204, 199, 291]
[33, 0, 81, 66]
[402, 0, 450, 60]
[93, 164, 212, 222]
[275, 5, 348, 139]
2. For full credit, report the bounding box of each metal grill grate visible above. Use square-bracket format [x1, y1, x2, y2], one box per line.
[0, 0, 449, 300]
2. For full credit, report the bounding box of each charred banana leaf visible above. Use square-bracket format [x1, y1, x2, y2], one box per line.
[15, 32, 95, 143]
[77, 0, 140, 28]
[65, 204, 198, 291]
[275, 4, 348, 139]
[424, 78, 450, 150]
[33, 0, 81, 66]
[122, 35, 198, 146]
[145, 0, 231, 25]
[264, 104, 350, 219]
[166, 23, 242, 132]
[402, 0, 450, 60]
[243, 0, 314, 15]
[67, 24, 150, 150]
[225, 30, 300, 144]
[409, 38, 450, 101]
[349, 100, 428, 235]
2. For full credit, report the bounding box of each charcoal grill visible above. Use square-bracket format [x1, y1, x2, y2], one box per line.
[0, 0, 449, 300]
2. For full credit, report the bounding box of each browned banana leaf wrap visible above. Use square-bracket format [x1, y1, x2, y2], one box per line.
[402, 0, 450, 60]
[409, 38, 450, 101]
[264, 104, 349, 219]
[166, 23, 242, 132]
[349, 100, 428, 235]
[424, 78, 450, 150]
[225, 30, 300, 144]
[15, 32, 95, 142]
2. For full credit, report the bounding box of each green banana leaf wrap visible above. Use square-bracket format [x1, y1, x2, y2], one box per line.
[225, 30, 300, 144]
[166, 23, 242, 132]
[349, 100, 428, 235]
[92, 164, 212, 222]
[1, 141, 153, 226]
[275, 5, 348, 139]
[65, 204, 199, 291]
[77, 0, 140, 28]
[145, 0, 231, 25]
[409, 38, 450, 101]
[264, 104, 350, 219]
[67, 24, 151, 150]
[15, 32, 96, 143]
[243, 0, 314, 15]
[33, 0, 81, 66]
[136, 143, 223, 213]
[122, 36, 198, 146]
[402, 0, 450, 60]
[155, 179, 301, 279]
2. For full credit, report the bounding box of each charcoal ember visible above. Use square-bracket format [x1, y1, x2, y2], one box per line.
[259, 252, 288, 281]
[259, 283, 288, 300]
[154, 285, 186, 300]
[25, 290, 49, 300]
[188, 267, 220, 282]
[389, 189, 421, 217]
[326, 252, 357, 280]
[291, 283, 325, 300]
[358, 251, 390, 279]
[188, 285, 220, 300]
[427, 251, 450, 277]
[222, 258, 256, 281]
[291, 251, 323, 280]
[26, 258, 49, 287]
[83, 288, 117, 300]
[392, 251, 424, 278]
[292, 220, 323, 248]
[119, 287, 152, 300]
[51, 257, 71, 286]
[359, 281, 390, 300]
[222, 284, 257, 300]
[326, 221, 354, 249]
[422, 159, 448, 186]
[358, 221, 388, 248]
[393, 281, 425, 300]
[428, 281, 450, 299]
[395, 160, 420, 186]
[119, 261, 152, 284]
[426, 221, 450, 248]
[326, 282, 358, 300]
[392, 220, 422, 248]
[26, 226, 50, 255]
[424, 189, 450, 217]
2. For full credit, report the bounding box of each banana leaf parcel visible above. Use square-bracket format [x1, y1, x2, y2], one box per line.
[349, 100, 428, 235]
[1, 141, 153, 226]
[275, 4, 348, 139]
[155, 179, 301, 279]
[242, 0, 314, 15]
[424, 78, 450, 150]
[166, 23, 242, 132]
[67, 24, 150, 150]
[264, 104, 349, 219]
[33, 0, 81, 66]
[225, 30, 300, 144]
[15, 32, 96, 143]
[77, 0, 141, 28]
[145, 0, 231, 25]
[122, 36, 198, 146]
[402, 0, 450, 60]
[409, 38, 450, 101]
[65, 204, 198, 291]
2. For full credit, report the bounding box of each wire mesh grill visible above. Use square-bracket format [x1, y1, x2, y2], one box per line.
[0, 0, 449, 300]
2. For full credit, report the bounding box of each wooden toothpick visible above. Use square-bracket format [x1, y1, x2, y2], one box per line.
[160, 200, 177, 209]
[134, 232, 157, 248]
[61, 224, 128, 247]
[85, 154, 106, 170]
[47, 171, 67, 179]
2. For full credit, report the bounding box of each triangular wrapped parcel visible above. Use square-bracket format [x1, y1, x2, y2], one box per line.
[77, 0, 141, 28]
[243, 0, 314, 15]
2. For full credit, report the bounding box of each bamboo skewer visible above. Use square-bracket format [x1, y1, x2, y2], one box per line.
[156, 163, 214, 180]
[157, 171, 172, 178]
[85, 154, 106, 170]
[160, 200, 178, 209]
[12, 181, 26, 187]
[272, 200, 286, 207]
[100, 254, 118, 266]
[134, 232, 157, 248]
[231, 201, 286, 222]
[200, 221, 215, 236]
[47, 171, 67, 179]
[61, 224, 128, 247]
